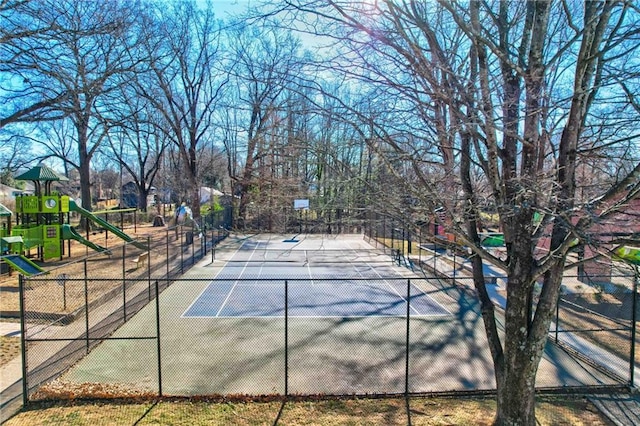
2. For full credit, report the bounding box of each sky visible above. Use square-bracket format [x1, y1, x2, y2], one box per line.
[206, 0, 256, 17]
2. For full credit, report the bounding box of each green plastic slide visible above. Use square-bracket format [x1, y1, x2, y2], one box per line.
[69, 199, 147, 250]
[480, 233, 505, 247]
[61, 224, 109, 254]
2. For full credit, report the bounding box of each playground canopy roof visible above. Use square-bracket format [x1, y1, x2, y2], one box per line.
[0, 203, 11, 217]
[15, 164, 69, 182]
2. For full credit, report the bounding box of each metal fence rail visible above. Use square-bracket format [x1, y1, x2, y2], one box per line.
[17, 268, 632, 404]
[18, 276, 489, 399]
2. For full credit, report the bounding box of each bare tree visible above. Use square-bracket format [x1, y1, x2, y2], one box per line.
[0, 133, 35, 186]
[1, 0, 142, 218]
[29, 119, 77, 177]
[135, 0, 227, 219]
[102, 81, 170, 212]
[0, 0, 70, 128]
[226, 20, 304, 227]
[282, 1, 640, 424]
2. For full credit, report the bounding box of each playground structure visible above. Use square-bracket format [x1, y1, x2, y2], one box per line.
[0, 164, 145, 275]
[615, 246, 640, 266]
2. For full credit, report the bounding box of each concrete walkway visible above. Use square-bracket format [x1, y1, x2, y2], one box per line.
[0, 321, 23, 423]
[0, 322, 20, 337]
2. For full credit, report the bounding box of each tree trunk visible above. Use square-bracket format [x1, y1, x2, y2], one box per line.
[495, 272, 539, 426]
[190, 184, 201, 222]
[494, 211, 544, 425]
[138, 185, 148, 212]
[77, 121, 93, 230]
[237, 180, 251, 229]
[495, 366, 536, 425]
[238, 130, 258, 228]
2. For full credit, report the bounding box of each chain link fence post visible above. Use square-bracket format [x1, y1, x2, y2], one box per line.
[405, 278, 410, 395]
[84, 259, 89, 354]
[155, 280, 163, 396]
[285, 279, 289, 397]
[19, 274, 28, 406]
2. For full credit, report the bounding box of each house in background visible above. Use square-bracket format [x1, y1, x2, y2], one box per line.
[199, 187, 224, 204]
[121, 181, 157, 209]
[121, 181, 138, 208]
[0, 182, 35, 202]
[578, 197, 640, 285]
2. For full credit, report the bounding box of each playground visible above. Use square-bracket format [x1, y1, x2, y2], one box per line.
[0, 165, 148, 272]
[0, 164, 218, 318]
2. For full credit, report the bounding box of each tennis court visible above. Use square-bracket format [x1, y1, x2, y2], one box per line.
[183, 235, 451, 318]
[58, 234, 616, 397]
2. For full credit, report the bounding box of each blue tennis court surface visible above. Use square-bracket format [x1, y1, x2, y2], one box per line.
[183, 279, 451, 317]
[183, 235, 451, 318]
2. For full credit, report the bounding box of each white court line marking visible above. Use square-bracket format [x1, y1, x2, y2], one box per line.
[347, 240, 451, 317]
[180, 240, 250, 318]
[215, 239, 261, 317]
[341, 239, 413, 315]
[306, 249, 316, 285]
[184, 236, 451, 318]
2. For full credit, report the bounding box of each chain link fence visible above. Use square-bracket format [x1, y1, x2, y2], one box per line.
[5, 209, 636, 422]
[1, 209, 231, 416]
[239, 204, 367, 234]
[18, 274, 496, 401]
[365, 211, 640, 389]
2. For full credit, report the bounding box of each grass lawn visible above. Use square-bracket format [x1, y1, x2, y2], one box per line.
[4, 395, 611, 425]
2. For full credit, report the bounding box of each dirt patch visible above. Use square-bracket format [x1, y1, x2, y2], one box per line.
[0, 223, 170, 315]
[0, 335, 21, 367]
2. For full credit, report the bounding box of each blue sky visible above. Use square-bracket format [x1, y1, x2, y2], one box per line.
[207, 0, 255, 17]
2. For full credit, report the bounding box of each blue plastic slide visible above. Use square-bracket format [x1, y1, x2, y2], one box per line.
[1, 254, 45, 276]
